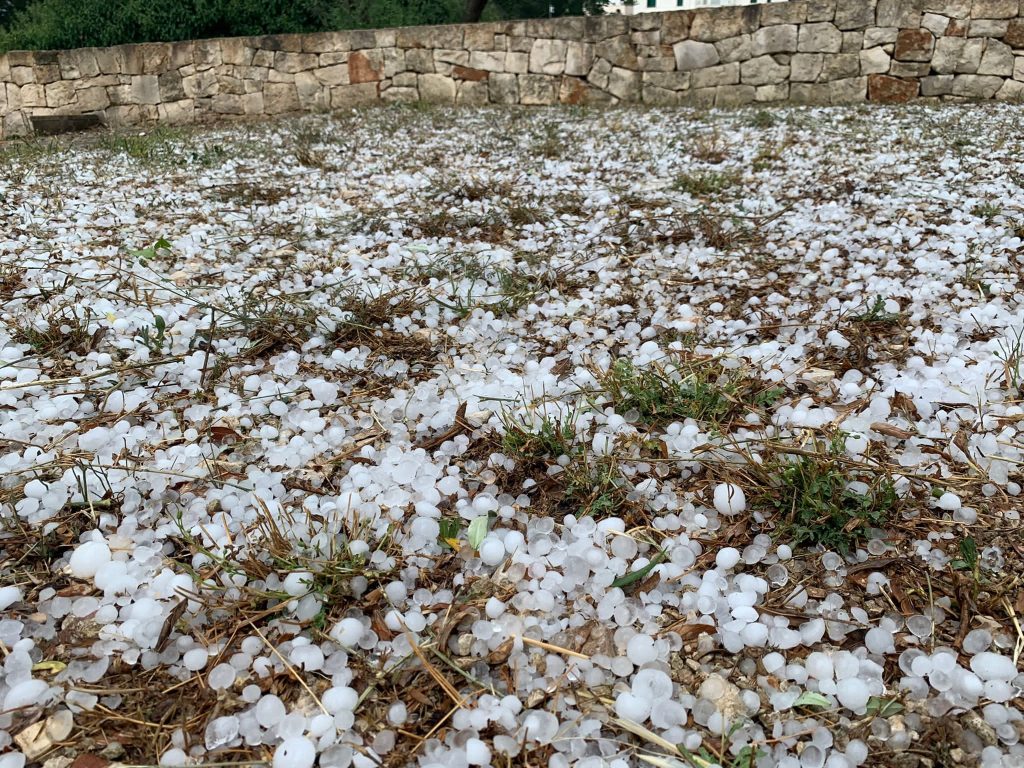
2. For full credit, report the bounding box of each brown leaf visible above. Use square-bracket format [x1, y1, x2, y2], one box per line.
[71, 756, 109, 768]
[486, 637, 514, 665]
[870, 422, 913, 439]
[675, 623, 717, 641]
[155, 599, 187, 653]
[209, 425, 242, 443]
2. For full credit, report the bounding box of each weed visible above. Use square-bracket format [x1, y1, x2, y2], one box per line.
[99, 126, 185, 164]
[674, 170, 739, 197]
[11, 304, 97, 358]
[500, 411, 577, 462]
[596, 357, 775, 428]
[691, 128, 729, 164]
[746, 110, 777, 129]
[853, 295, 901, 325]
[135, 315, 169, 356]
[292, 125, 328, 169]
[994, 327, 1024, 392]
[761, 437, 898, 554]
[971, 201, 1001, 223]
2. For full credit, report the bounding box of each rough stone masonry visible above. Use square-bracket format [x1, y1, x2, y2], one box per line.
[1, 0, 1024, 137]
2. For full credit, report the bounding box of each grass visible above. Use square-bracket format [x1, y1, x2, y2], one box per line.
[98, 125, 227, 166]
[852, 295, 901, 325]
[675, 170, 739, 198]
[595, 357, 783, 429]
[757, 436, 899, 554]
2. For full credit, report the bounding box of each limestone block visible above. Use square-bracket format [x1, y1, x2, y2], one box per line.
[690, 7, 761, 42]
[867, 73, 920, 101]
[631, 29, 660, 46]
[596, 34, 639, 69]
[1005, 19, 1024, 48]
[469, 50, 506, 72]
[996, 78, 1024, 99]
[864, 27, 899, 46]
[820, 53, 861, 80]
[348, 51, 383, 83]
[755, 82, 790, 100]
[835, 1, 876, 29]
[275, 52, 318, 74]
[921, 0, 971, 18]
[566, 42, 594, 77]
[519, 74, 558, 105]
[807, 0, 837, 22]
[452, 65, 488, 81]
[193, 40, 222, 71]
[76, 86, 110, 111]
[877, 0, 923, 27]
[715, 34, 752, 63]
[1016, 55, 1024, 81]
[455, 80, 489, 105]
[313, 65, 349, 86]
[587, 57, 612, 89]
[977, 39, 1015, 75]
[211, 93, 245, 114]
[639, 56, 676, 72]
[20, 84, 45, 107]
[158, 72, 185, 101]
[662, 12, 692, 44]
[295, 71, 329, 109]
[417, 73, 456, 102]
[842, 31, 865, 52]
[58, 49, 100, 79]
[684, 86, 716, 107]
[716, 83, 756, 106]
[44, 80, 74, 108]
[10, 67, 35, 85]
[406, 49, 435, 74]
[830, 75, 868, 101]
[436, 49, 470, 66]
[392, 72, 418, 88]
[894, 29, 935, 60]
[643, 85, 683, 105]
[330, 83, 377, 108]
[921, 73, 955, 93]
[606, 67, 641, 100]
[752, 24, 798, 56]
[741, 55, 790, 85]
[791, 52, 825, 81]
[691, 62, 740, 89]
[383, 48, 405, 78]
[488, 73, 518, 103]
[889, 60, 931, 76]
[951, 73, 1005, 96]
[505, 52, 529, 74]
[968, 19, 1009, 35]
[263, 82, 299, 113]
[381, 86, 419, 103]
[798, 23, 843, 53]
[860, 46, 893, 73]
[529, 39, 568, 75]
[674, 40, 720, 71]
[131, 75, 160, 105]
[762, 2, 808, 25]
[970, 0, 1019, 18]
[463, 26, 496, 51]
[643, 71, 691, 90]
[920, 13, 951, 35]
[222, 39, 255, 67]
[790, 81, 833, 102]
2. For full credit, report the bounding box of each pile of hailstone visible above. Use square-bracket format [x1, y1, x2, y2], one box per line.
[1, 102, 1023, 768]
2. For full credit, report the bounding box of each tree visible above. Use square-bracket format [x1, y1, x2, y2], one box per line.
[465, 0, 608, 23]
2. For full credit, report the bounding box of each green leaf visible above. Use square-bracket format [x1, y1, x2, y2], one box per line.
[866, 697, 904, 717]
[793, 691, 831, 710]
[611, 550, 666, 589]
[467, 516, 489, 550]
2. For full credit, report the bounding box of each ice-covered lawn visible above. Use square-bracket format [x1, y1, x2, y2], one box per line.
[1, 103, 1023, 768]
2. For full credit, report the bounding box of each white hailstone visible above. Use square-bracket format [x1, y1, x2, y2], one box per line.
[963, 629, 992, 654]
[465, 738, 491, 766]
[255, 695, 287, 728]
[970, 652, 1017, 681]
[805, 652, 833, 681]
[387, 702, 407, 725]
[68, 539, 111, 579]
[205, 715, 240, 749]
[5, 680, 49, 711]
[331, 618, 364, 647]
[479, 537, 506, 566]
[626, 634, 658, 666]
[522, 711, 559, 743]
[936, 492, 961, 511]
[0, 585, 21, 612]
[322, 686, 358, 714]
[713, 483, 746, 515]
[632, 669, 673, 702]
[273, 737, 316, 768]
[183, 648, 209, 672]
[836, 679, 870, 712]
[615, 692, 651, 722]
[763, 652, 786, 674]
[485, 597, 506, 619]
[715, 547, 741, 570]
[208, 664, 236, 690]
[865, 627, 896, 655]
[282, 572, 312, 596]
[159, 748, 188, 766]
[845, 434, 868, 455]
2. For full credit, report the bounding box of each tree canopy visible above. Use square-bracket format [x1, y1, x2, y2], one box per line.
[0, 0, 609, 52]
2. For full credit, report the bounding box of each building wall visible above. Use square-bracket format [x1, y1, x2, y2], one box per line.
[2, 1, 1024, 138]
[606, 0, 786, 15]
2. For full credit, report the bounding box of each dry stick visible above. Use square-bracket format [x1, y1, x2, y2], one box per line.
[517, 635, 589, 661]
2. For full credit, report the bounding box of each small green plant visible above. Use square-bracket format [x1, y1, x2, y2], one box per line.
[995, 327, 1024, 392]
[853, 296, 900, 325]
[99, 126, 185, 164]
[746, 110, 777, 129]
[500, 411, 577, 462]
[674, 170, 739, 197]
[971, 201, 1001, 224]
[765, 438, 898, 554]
[135, 314, 168, 355]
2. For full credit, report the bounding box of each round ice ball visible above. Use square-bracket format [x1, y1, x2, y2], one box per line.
[68, 540, 111, 579]
[936, 492, 961, 511]
[626, 634, 658, 666]
[713, 483, 746, 516]
[970, 652, 1017, 681]
[331, 618, 364, 648]
[715, 547, 741, 570]
[479, 537, 506, 566]
[273, 737, 316, 768]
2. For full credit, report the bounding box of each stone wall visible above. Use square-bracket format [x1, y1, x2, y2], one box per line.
[2, 0, 1024, 138]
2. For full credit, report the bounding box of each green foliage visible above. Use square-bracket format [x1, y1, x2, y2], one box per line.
[766, 439, 898, 554]
[501, 412, 577, 462]
[853, 295, 901, 324]
[1, 0, 608, 52]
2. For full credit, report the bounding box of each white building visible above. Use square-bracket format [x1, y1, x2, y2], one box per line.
[606, 0, 786, 14]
